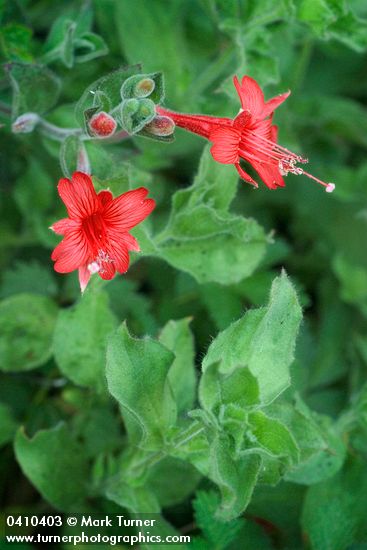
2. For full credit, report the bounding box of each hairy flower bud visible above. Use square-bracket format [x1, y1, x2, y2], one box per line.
[12, 113, 40, 134]
[145, 115, 175, 136]
[89, 111, 117, 138]
[134, 78, 155, 98]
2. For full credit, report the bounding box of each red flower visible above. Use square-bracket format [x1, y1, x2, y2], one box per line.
[50, 172, 155, 292]
[157, 76, 335, 193]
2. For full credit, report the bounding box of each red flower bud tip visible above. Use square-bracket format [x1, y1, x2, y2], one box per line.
[145, 115, 175, 136]
[135, 78, 155, 98]
[89, 111, 117, 138]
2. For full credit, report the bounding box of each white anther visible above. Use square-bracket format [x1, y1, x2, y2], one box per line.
[88, 261, 100, 274]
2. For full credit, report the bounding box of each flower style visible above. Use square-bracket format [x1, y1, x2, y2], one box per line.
[50, 172, 155, 292]
[157, 76, 335, 193]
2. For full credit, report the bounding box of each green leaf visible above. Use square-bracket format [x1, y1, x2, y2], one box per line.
[297, 0, 338, 35]
[0, 261, 58, 298]
[156, 205, 267, 285]
[0, 23, 33, 62]
[73, 32, 108, 64]
[73, 404, 122, 458]
[168, 420, 211, 477]
[154, 145, 267, 284]
[285, 414, 346, 485]
[53, 289, 117, 392]
[193, 490, 242, 549]
[115, 0, 189, 104]
[147, 456, 201, 507]
[333, 253, 367, 315]
[6, 62, 61, 118]
[199, 362, 260, 413]
[106, 480, 183, 550]
[42, 4, 107, 67]
[308, 294, 351, 387]
[0, 402, 17, 447]
[14, 159, 55, 229]
[199, 283, 243, 330]
[209, 434, 261, 521]
[106, 479, 160, 513]
[302, 457, 367, 550]
[159, 318, 197, 414]
[297, 95, 367, 149]
[247, 411, 300, 466]
[106, 323, 177, 449]
[171, 144, 239, 214]
[14, 424, 89, 511]
[202, 272, 302, 404]
[0, 294, 57, 372]
[328, 12, 367, 52]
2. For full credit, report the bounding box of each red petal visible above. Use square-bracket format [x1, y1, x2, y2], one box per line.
[98, 190, 113, 206]
[233, 76, 264, 118]
[78, 264, 91, 293]
[57, 172, 99, 220]
[270, 124, 278, 143]
[233, 110, 251, 129]
[50, 218, 80, 235]
[98, 261, 116, 280]
[210, 127, 240, 164]
[235, 163, 258, 188]
[107, 239, 130, 273]
[103, 188, 155, 231]
[118, 232, 141, 251]
[51, 230, 90, 273]
[261, 91, 290, 118]
[250, 161, 285, 189]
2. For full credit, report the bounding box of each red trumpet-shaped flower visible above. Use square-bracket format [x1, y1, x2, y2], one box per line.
[50, 172, 155, 292]
[157, 76, 335, 193]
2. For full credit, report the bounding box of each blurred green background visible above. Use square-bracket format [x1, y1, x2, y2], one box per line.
[1, 1, 367, 549]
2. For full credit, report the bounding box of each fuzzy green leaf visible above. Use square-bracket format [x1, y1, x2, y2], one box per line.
[202, 272, 302, 404]
[53, 290, 117, 392]
[209, 434, 261, 521]
[6, 62, 60, 118]
[199, 361, 260, 413]
[0, 294, 57, 371]
[159, 318, 197, 414]
[14, 424, 89, 511]
[247, 410, 300, 466]
[302, 457, 367, 550]
[106, 323, 177, 449]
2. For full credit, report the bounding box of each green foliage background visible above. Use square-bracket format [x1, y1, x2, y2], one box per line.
[1, 0, 367, 548]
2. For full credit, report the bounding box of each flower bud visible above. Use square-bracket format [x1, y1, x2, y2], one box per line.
[144, 115, 175, 137]
[12, 113, 39, 134]
[120, 98, 155, 134]
[88, 111, 117, 138]
[135, 78, 155, 98]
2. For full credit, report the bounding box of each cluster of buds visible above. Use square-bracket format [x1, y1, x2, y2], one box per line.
[86, 72, 175, 141]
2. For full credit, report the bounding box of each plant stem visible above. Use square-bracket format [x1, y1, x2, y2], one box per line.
[38, 119, 84, 141]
